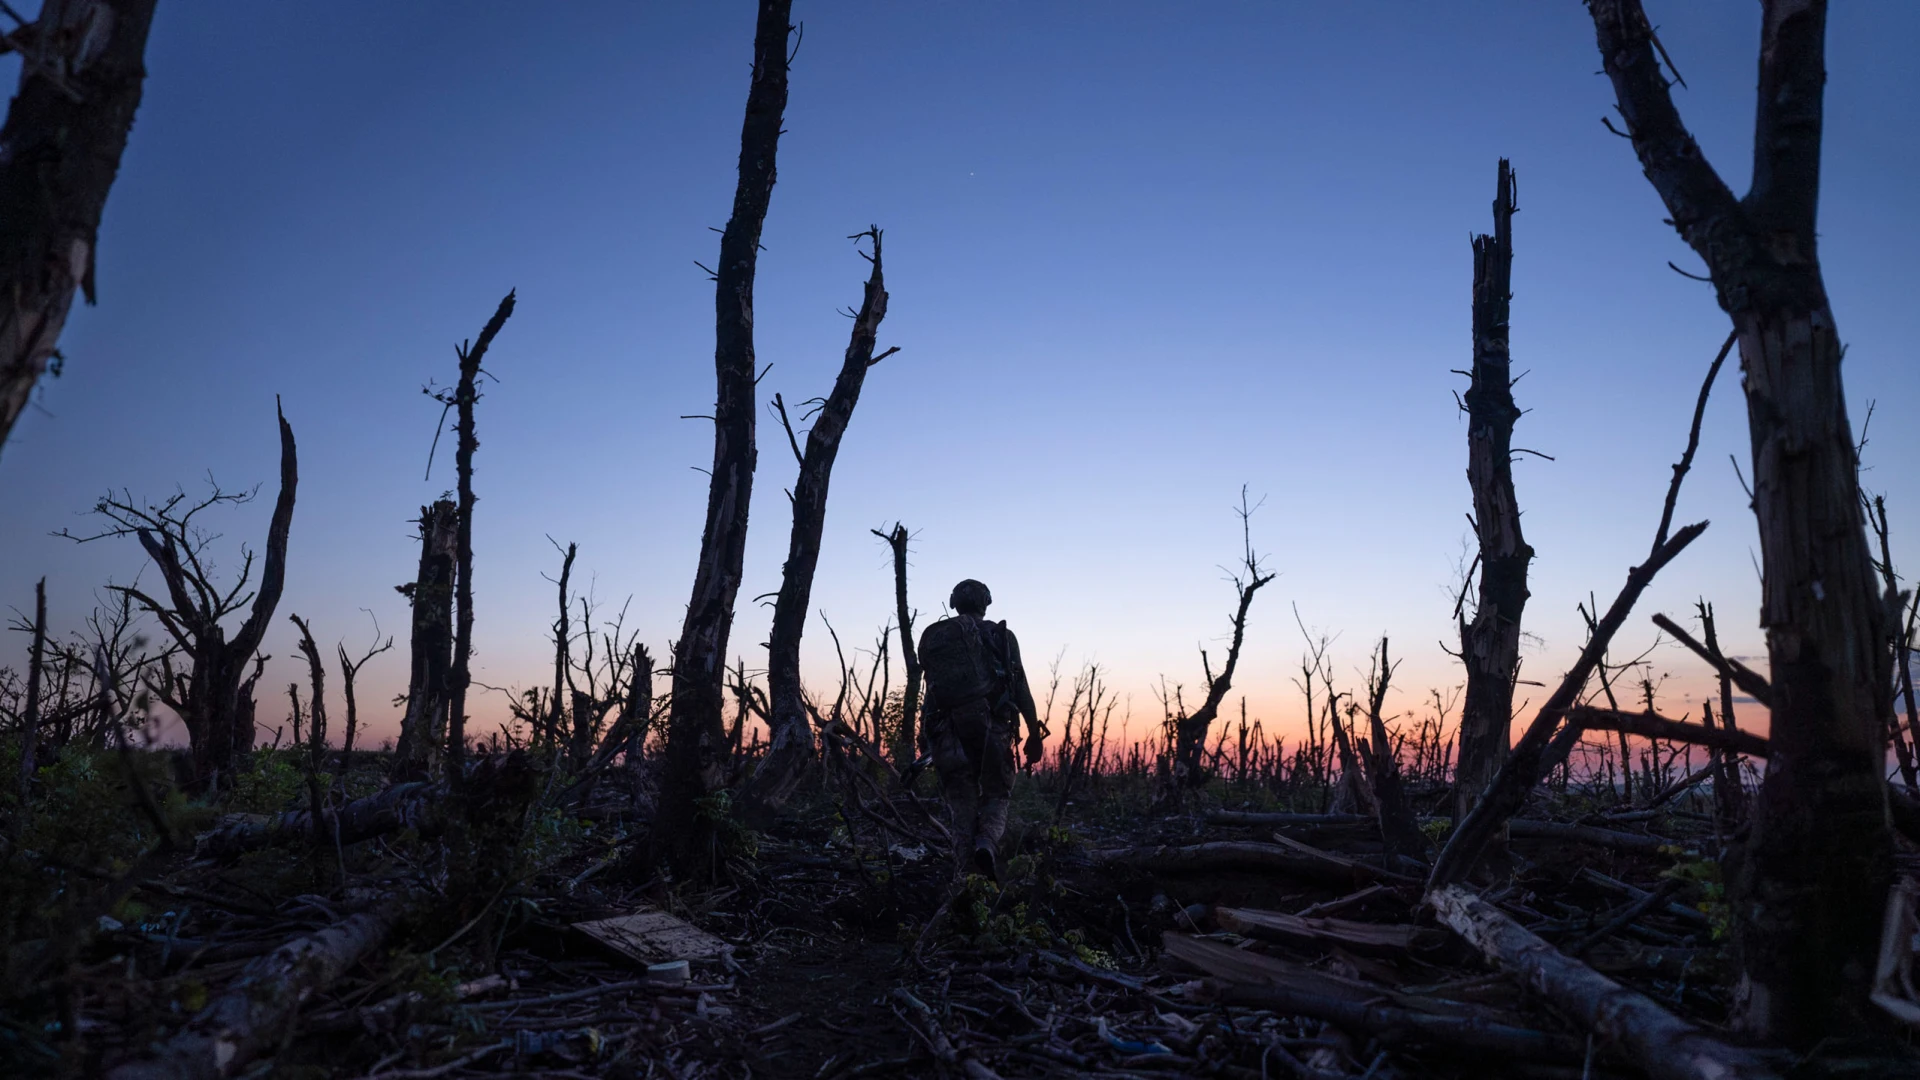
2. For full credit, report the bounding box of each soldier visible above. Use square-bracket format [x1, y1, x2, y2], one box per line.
[917, 578, 1044, 880]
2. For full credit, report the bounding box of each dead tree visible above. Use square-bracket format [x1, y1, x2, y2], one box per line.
[0, 0, 159, 454]
[658, 0, 792, 870]
[1364, 637, 1427, 860]
[336, 617, 392, 760]
[290, 614, 329, 826]
[435, 292, 516, 766]
[547, 540, 577, 754]
[1586, 0, 1893, 1041]
[13, 578, 47, 809]
[64, 404, 298, 785]
[1454, 159, 1534, 828]
[745, 229, 898, 814]
[874, 523, 922, 765]
[1428, 335, 1723, 888]
[393, 500, 457, 774]
[1698, 602, 1748, 820]
[1171, 490, 1275, 791]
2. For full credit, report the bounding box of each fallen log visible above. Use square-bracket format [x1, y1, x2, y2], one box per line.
[107, 895, 411, 1079]
[1201, 980, 1587, 1063]
[1093, 840, 1417, 887]
[1204, 810, 1374, 828]
[1427, 885, 1780, 1080]
[1213, 905, 1444, 955]
[197, 781, 435, 859]
[1507, 819, 1678, 855]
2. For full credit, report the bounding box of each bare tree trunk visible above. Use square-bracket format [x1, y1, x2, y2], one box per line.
[0, 0, 159, 455]
[657, 0, 792, 871]
[290, 614, 329, 831]
[876, 523, 921, 765]
[1587, 0, 1892, 1042]
[1700, 602, 1747, 821]
[14, 579, 47, 808]
[395, 500, 457, 774]
[1454, 159, 1533, 829]
[746, 230, 896, 814]
[549, 541, 577, 753]
[445, 293, 517, 768]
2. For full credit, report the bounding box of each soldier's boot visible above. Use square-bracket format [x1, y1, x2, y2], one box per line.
[971, 797, 1010, 882]
[947, 786, 980, 874]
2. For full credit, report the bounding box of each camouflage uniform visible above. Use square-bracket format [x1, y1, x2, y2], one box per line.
[918, 612, 1038, 876]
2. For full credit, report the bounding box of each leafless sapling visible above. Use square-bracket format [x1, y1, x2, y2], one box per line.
[336, 615, 392, 761]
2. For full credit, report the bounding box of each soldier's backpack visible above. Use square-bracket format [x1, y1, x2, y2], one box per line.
[920, 615, 1013, 715]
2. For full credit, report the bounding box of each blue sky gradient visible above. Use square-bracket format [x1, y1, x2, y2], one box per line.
[2, 2, 1914, 749]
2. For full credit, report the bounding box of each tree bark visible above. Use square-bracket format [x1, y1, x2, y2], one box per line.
[1586, 0, 1892, 1042]
[394, 500, 457, 774]
[446, 292, 517, 767]
[0, 0, 159, 455]
[745, 230, 895, 814]
[1454, 159, 1533, 828]
[657, 0, 792, 870]
[1172, 496, 1273, 791]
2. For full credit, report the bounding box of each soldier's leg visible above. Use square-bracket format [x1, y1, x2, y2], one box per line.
[970, 716, 1018, 878]
[928, 710, 978, 853]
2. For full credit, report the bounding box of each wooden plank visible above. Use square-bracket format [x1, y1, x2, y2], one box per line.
[574, 907, 729, 964]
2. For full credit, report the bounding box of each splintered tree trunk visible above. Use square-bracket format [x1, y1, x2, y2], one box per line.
[1454, 159, 1532, 829]
[445, 292, 516, 767]
[879, 523, 922, 764]
[1587, 0, 1891, 1043]
[746, 230, 895, 814]
[395, 500, 457, 773]
[657, 0, 791, 870]
[0, 0, 159, 455]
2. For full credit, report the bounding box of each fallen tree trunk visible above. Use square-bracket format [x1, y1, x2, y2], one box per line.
[1203, 980, 1586, 1063]
[1204, 810, 1374, 827]
[106, 896, 411, 1080]
[1093, 841, 1418, 887]
[196, 781, 433, 859]
[1507, 819, 1677, 855]
[1427, 884, 1779, 1080]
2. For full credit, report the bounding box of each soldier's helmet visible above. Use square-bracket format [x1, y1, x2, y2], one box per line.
[950, 579, 992, 615]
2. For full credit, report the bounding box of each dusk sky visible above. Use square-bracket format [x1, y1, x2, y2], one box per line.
[1, 2, 1914, 751]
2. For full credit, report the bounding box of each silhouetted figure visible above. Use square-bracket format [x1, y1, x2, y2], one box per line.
[917, 579, 1043, 879]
